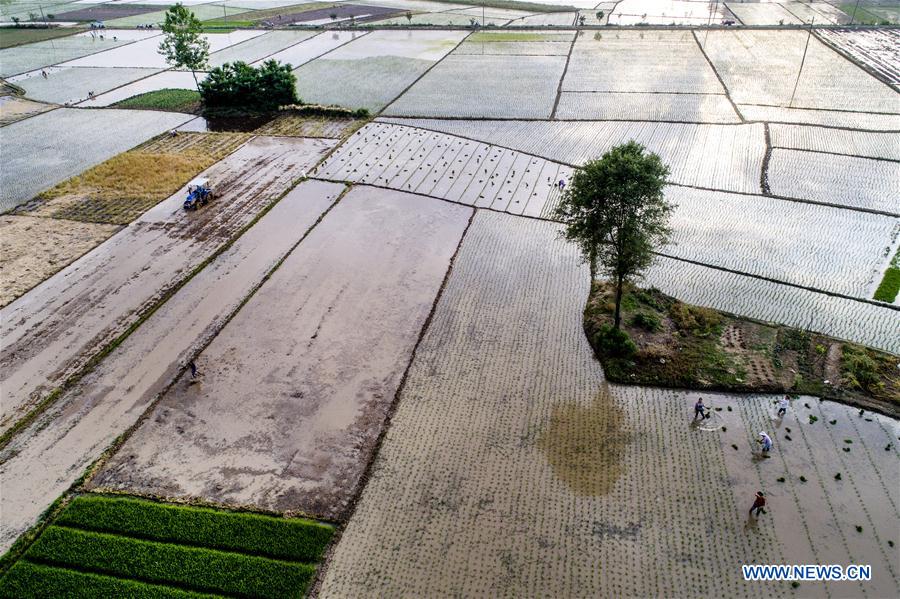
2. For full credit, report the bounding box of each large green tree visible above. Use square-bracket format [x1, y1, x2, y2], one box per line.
[158, 3, 210, 90]
[554, 141, 673, 329]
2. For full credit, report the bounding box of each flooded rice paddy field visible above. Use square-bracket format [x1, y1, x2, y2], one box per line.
[0, 136, 333, 436]
[816, 28, 900, 86]
[0, 180, 346, 554]
[318, 211, 899, 598]
[91, 187, 472, 521]
[1, 14, 898, 598]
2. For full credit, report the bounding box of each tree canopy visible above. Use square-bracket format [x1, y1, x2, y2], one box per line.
[199, 60, 298, 115]
[554, 141, 673, 329]
[158, 3, 210, 89]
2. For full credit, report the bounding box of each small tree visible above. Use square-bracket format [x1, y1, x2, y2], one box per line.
[554, 142, 673, 329]
[159, 3, 210, 90]
[406, 11, 413, 23]
[596, 10, 604, 21]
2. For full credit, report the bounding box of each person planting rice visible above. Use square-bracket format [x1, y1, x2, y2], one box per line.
[777, 395, 790, 417]
[694, 397, 707, 420]
[757, 431, 772, 455]
[749, 491, 766, 517]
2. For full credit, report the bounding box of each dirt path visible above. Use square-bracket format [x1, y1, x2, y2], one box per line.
[317, 210, 898, 598]
[0, 136, 335, 438]
[0, 180, 345, 554]
[91, 187, 473, 521]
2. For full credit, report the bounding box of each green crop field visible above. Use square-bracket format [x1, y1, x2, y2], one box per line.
[0, 495, 334, 599]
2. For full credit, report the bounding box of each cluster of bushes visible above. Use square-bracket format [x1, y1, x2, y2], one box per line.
[669, 302, 721, 337]
[199, 59, 299, 116]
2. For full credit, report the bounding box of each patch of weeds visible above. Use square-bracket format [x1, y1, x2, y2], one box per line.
[669, 302, 722, 337]
[113, 89, 202, 114]
[844, 439, 852, 444]
[843, 447, 850, 452]
[855, 525, 862, 533]
[808, 415, 818, 424]
[631, 312, 660, 332]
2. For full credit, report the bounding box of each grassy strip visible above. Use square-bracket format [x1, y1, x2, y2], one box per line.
[56, 495, 333, 563]
[26, 526, 315, 598]
[838, 3, 894, 24]
[873, 248, 900, 303]
[0, 561, 224, 599]
[113, 89, 201, 114]
[585, 282, 899, 417]
[0, 27, 84, 49]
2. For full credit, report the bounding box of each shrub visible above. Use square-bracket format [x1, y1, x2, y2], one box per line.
[631, 312, 661, 332]
[0, 561, 218, 599]
[840, 345, 880, 391]
[55, 495, 333, 563]
[669, 302, 721, 337]
[25, 526, 316, 598]
[593, 324, 636, 358]
[873, 267, 899, 303]
[200, 60, 298, 115]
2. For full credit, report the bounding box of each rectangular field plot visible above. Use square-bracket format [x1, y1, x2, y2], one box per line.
[644, 256, 900, 353]
[62, 30, 265, 68]
[663, 186, 900, 298]
[724, 2, 803, 25]
[318, 210, 900, 597]
[0, 181, 345, 553]
[0, 137, 334, 437]
[700, 30, 898, 113]
[383, 54, 566, 118]
[90, 187, 472, 521]
[738, 103, 900, 130]
[769, 124, 900, 160]
[293, 30, 466, 112]
[313, 122, 574, 217]
[555, 91, 740, 123]
[780, 1, 850, 24]
[609, 0, 732, 24]
[0, 107, 191, 212]
[382, 118, 766, 194]
[81, 69, 202, 106]
[260, 30, 361, 68]
[816, 28, 900, 86]
[0, 495, 333, 598]
[563, 30, 725, 94]
[768, 149, 900, 215]
[455, 40, 572, 56]
[0, 30, 149, 77]
[10, 66, 158, 105]
[208, 29, 317, 67]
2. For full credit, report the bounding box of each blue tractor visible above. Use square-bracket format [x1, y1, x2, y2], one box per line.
[183, 177, 214, 211]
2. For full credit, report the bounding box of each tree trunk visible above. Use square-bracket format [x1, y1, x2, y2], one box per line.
[613, 273, 624, 329]
[191, 69, 199, 91]
[588, 245, 597, 280]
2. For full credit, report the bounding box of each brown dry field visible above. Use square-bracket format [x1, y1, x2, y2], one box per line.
[0, 214, 118, 308]
[92, 187, 473, 521]
[0, 136, 334, 437]
[0, 95, 52, 125]
[317, 210, 899, 598]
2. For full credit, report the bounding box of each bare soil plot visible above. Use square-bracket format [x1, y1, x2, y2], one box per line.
[663, 185, 899, 299]
[0, 94, 52, 124]
[383, 54, 566, 118]
[91, 186, 473, 521]
[644, 256, 900, 354]
[767, 149, 900, 215]
[54, 4, 161, 21]
[0, 180, 345, 555]
[253, 113, 364, 138]
[0, 136, 334, 437]
[699, 29, 898, 113]
[0, 215, 119, 308]
[0, 107, 191, 213]
[319, 211, 899, 597]
[312, 122, 574, 217]
[383, 118, 766, 194]
[816, 28, 900, 87]
[769, 124, 900, 161]
[564, 30, 725, 94]
[293, 30, 466, 112]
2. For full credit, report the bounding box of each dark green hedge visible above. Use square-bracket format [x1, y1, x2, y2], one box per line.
[0, 561, 222, 599]
[56, 495, 333, 562]
[26, 527, 314, 599]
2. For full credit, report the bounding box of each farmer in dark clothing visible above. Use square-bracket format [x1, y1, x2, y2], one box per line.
[749, 491, 766, 517]
[694, 397, 707, 420]
[189, 360, 198, 379]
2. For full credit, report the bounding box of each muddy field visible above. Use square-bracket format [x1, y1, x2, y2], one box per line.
[319, 210, 899, 598]
[0, 214, 119, 308]
[0, 136, 334, 437]
[92, 187, 472, 521]
[0, 180, 346, 554]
